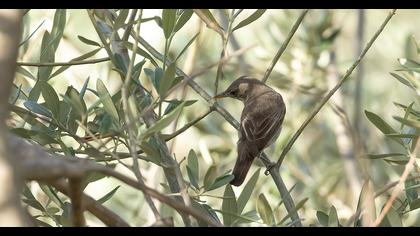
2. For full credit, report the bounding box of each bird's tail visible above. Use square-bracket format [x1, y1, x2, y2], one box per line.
[230, 142, 258, 186]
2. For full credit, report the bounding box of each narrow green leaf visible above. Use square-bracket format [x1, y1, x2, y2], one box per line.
[162, 9, 177, 39]
[386, 133, 418, 139]
[390, 72, 416, 90]
[257, 193, 274, 226]
[381, 206, 402, 227]
[16, 66, 36, 81]
[365, 110, 398, 134]
[39, 81, 60, 119]
[38, 31, 54, 80]
[97, 186, 120, 204]
[232, 9, 266, 32]
[124, 42, 159, 67]
[409, 198, 420, 211]
[194, 9, 223, 34]
[114, 9, 129, 29]
[50, 9, 66, 51]
[237, 168, 260, 214]
[366, 153, 407, 159]
[38, 183, 63, 207]
[80, 77, 90, 99]
[204, 166, 217, 189]
[175, 32, 200, 61]
[277, 197, 308, 226]
[205, 174, 235, 191]
[393, 102, 420, 118]
[328, 205, 339, 227]
[174, 9, 193, 32]
[10, 128, 37, 139]
[49, 48, 102, 79]
[317, 211, 329, 226]
[96, 79, 119, 124]
[19, 20, 45, 47]
[365, 110, 403, 145]
[139, 141, 161, 165]
[24, 100, 53, 118]
[22, 199, 45, 212]
[393, 116, 420, 129]
[222, 185, 237, 226]
[159, 63, 176, 97]
[215, 209, 258, 225]
[163, 99, 197, 116]
[77, 35, 101, 47]
[231, 210, 261, 225]
[140, 101, 186, 140]
[187, 149, 199, 189]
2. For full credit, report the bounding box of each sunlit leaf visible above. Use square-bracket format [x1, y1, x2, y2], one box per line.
[97, 186, 120, 204]
[39, 81, 60, 119]
[232, 9, 266, 32]
[77, 35, 101, 47]
[174, 9, 193, 32]
[96, 79, 119, 124]
[205, 174, 235, 191]
[140, 101, 186, 140]
[222, 185, 237, 226]
[187, 149, 199, 189]
[237, 169, 260, 215]
[257, 193, 274, 226]
[162, 9, 176, 39]
[328, 205, 339, 227]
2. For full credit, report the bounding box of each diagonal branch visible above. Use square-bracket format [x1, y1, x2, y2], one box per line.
[274, 9, 397, 169]
[261, 9, 309, 83]
[138, 33, 302, 226]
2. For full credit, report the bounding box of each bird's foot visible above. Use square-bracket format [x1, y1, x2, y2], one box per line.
[264, 163, 276, 176]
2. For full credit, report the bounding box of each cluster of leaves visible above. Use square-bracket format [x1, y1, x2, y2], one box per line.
[361, 36, 420, 226]
[12, 9, 285, 227]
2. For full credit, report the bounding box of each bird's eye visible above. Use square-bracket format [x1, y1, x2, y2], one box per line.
[230, 90, 237, 96]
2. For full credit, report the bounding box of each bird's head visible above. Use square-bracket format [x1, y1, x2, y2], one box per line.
[213, 76, 264, 101]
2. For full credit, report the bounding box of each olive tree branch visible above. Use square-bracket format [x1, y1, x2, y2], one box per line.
[7, 135, 222, 227]
[16, 57, 110, 67]
[261, 9, 309, 83]
[138, 35, 302, 226]
[274, 9, 397, 170]
[371, 138, 420, 227]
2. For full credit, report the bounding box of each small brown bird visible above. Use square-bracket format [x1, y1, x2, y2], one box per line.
[214, 76, 286, 186]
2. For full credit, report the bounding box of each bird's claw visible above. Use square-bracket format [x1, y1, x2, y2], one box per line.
[264, 163, 276, 176]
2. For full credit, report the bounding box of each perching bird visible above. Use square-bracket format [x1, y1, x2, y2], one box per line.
[214, 76, 286, 186]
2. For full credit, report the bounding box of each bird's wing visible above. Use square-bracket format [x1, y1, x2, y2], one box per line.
[241, 103, 285, 145]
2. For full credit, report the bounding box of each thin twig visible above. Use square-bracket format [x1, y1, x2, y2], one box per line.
[374, 175, 420, 198]
[88, 9, 194, 226]
[261, 9, 309, 83]
[16, 57, 110, 67]
[121, 9, 161, 221]
[274, 9, 397, 169]
[122, 9, 138, 42]
[371, 138, 420, 227]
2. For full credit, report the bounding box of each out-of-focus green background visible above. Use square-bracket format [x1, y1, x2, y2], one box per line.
[17, 9, 420, 226]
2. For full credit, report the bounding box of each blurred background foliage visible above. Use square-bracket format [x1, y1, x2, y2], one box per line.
[9, 9, 420, 226]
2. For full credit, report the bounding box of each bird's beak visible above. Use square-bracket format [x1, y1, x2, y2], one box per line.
[213, 92, 228, 99]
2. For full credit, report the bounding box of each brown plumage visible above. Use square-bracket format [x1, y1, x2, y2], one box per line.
[214, 76, 286, 186]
